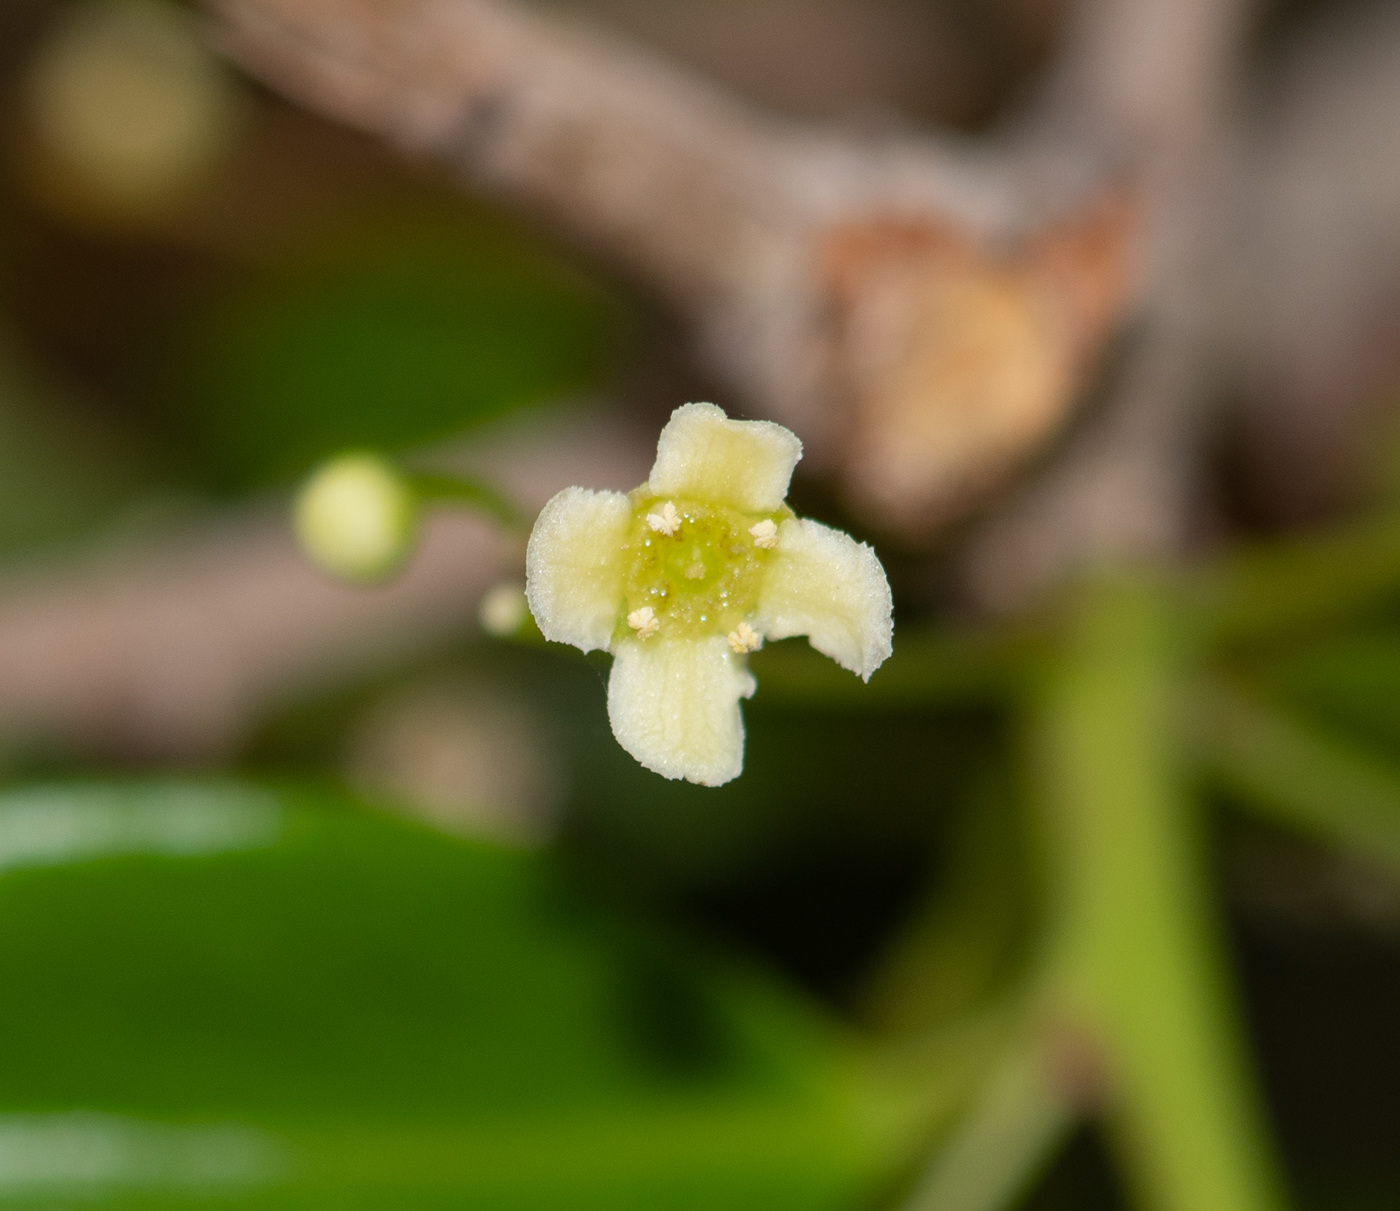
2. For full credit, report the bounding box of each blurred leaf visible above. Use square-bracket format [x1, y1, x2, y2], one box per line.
[167, 216, 629, 488]
[1196, 674, 1400, 871]
[750, 628, 1035, 711]
[0, 329, 150, 557]
[1191, 514, 1400, 650]
[0, 778, 915, 1208]
[1251, 630, 1400, 760]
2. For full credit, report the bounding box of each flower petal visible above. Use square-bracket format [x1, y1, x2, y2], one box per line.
[607, 635, 757, 787]
[525, 486, 631, 652]
[647, 402, 802, 513]
[753, 518, 893, 680]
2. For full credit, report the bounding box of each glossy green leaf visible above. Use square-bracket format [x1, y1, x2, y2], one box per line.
[0, 780, 913, 1209]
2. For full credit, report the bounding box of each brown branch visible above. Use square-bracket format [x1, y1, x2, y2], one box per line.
[0, 0, 1373, 754]
[1028, 0, 1254, 166]
[0, 0, 1387, 757]
[206, 0, 1138, 538]
[958, 0, 1259, 609]
[1224, 1, 1400, 523]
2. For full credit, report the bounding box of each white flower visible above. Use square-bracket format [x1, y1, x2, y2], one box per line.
[526, 403, 893, 787]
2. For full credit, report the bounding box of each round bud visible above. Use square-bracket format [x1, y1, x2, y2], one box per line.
[294, 454, 417, 583]
[21, 0, 241, 225]
[478, 582, 530, 638]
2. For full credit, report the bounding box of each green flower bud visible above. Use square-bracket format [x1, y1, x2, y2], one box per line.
[294, 454, 417, 583]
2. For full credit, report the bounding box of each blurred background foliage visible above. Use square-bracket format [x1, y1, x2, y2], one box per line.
[0, 0, 1396, 1209]
[166, 213, 627, 489]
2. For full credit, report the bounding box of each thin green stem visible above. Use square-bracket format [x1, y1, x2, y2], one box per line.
[1036, 576, 1287, 1211]
[898, 1028, 1077, 1211]
[863, 769, 1032, 1035]
[407, 471, 529, 533]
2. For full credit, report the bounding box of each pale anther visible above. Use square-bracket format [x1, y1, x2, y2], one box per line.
[727, 621, 762, 654]
[646, 501, 681, 536]
[626, 605, 660, 640]
[749, 519, 778, 549]
[684, 561, 706, 580]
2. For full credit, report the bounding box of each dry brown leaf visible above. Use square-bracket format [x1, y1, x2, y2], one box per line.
[821, 189, 1140, 536]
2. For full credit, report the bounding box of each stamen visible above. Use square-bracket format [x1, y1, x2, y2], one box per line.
[727, 621, 762, 654]
[749, 519, 778, 549]
[646, 502, 681, 536]
[684, 561, 706, 580]
[626, 606, 660, 640]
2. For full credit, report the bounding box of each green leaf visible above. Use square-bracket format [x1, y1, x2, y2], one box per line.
[0, 779, 915, 1209]
[749, 627, 1033, 711]
[1195, 675, 1400, 870]
[166, 216, 629, 489]
[1251, 630, 1400, 760]
[1190, 514, 1400, 650]
[0, 330, 151, 558]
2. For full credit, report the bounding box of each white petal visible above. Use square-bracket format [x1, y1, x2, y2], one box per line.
[607, 635, 757, 787]
[753, 518, 893, 680]
[647, 402, 802, 513]
[525, 486, 631, 653]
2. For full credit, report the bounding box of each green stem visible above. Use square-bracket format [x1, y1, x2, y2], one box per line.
[863, 768, 1032, 1035]
[1036, 575, 1287, 1211]
[407, 471, 529, 533]
[899, 1029, 1076, 1211]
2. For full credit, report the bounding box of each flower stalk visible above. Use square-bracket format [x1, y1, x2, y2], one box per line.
[1034, 575, 1287, 1211]
[293, 452, 525, 584]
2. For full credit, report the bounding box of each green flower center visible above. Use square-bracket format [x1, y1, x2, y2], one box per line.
[617, 494, 786, 642]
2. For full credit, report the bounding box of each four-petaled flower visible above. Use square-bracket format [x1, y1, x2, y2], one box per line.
[525, 403, 893, 786]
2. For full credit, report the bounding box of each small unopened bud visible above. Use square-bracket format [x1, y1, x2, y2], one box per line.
[478, 582, 529, 637]
[294, 454, 416, 582]
[21, 0, 241, 226]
